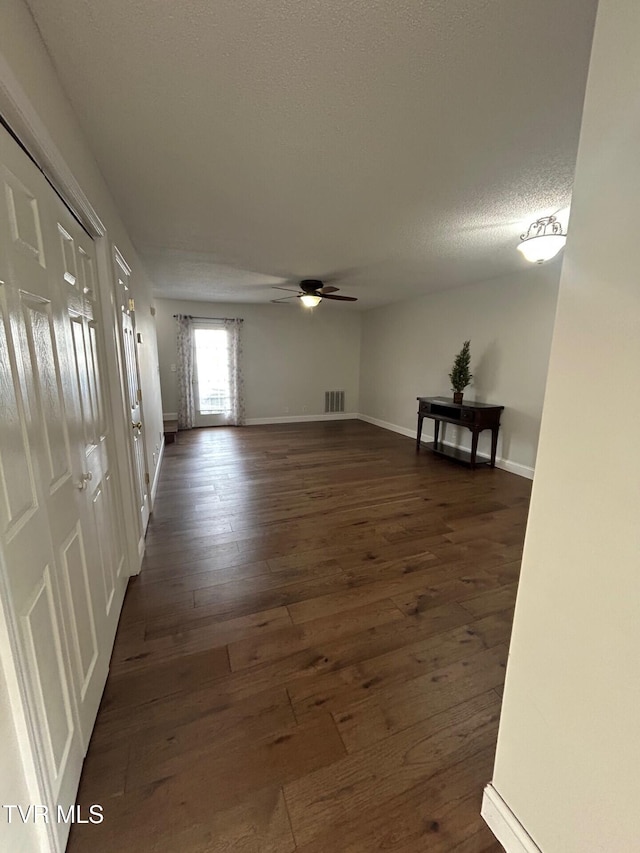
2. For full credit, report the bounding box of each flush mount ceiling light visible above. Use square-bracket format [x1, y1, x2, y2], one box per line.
[299, 293, 322, 308]
[517, 215, 567, 263]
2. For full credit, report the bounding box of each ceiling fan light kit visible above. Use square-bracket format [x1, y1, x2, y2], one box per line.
[300, 293, 322, 307]
[271, 278, 358, 307]
[517, 215, 567, 264]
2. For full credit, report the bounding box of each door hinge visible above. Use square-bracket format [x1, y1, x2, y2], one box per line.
[144, 472, 150, 485]
[137, 388, 143, 403]
[128, 297, 135, 312]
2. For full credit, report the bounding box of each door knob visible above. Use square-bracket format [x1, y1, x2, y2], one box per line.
[76, 472, 92, 490]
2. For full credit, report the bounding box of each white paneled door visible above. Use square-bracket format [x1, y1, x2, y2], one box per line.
[113, 249, 150, 536]
[0, 126, 128, 852]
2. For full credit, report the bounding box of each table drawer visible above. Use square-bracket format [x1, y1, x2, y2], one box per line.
[460, 408, 475, 423]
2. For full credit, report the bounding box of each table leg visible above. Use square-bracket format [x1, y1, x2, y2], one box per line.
[416, 415, 423, 452]
[470, 430, 479, 470]
[490, 427, 499, 468]
[434, 420, 440, 449]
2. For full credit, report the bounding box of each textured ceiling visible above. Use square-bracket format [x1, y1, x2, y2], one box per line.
[27, 0, 598, 307]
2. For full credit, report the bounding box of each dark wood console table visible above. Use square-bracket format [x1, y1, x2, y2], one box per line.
[416, 396, 504, 469]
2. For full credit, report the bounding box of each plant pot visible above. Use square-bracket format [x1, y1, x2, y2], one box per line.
[453, 392, 463, 404]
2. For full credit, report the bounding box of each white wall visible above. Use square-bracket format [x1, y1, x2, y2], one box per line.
[156, 299, 361, 420]
[489, 1, 640, 851]
[0, 0, 164, 496]
[359, 266, 560, 476]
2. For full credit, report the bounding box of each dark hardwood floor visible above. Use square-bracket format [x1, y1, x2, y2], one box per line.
[69, 420, 530, 852]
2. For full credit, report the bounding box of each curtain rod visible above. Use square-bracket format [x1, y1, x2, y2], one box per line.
[173, 314, 243, 322]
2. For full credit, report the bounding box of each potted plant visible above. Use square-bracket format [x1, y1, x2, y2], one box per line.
[449, 340, 472, 404]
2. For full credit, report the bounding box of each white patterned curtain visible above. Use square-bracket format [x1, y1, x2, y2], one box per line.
[224, 318, 245, 426]
[175, 314, 195, 429]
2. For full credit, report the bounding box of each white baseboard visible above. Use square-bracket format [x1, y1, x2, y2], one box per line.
[245, 413, 358, 425]
[164, 412, 357, 427]
[481, 785, 542, 853]
[357, 413, 416, 439]
[357, 414, 534, 480]
[150, 436, 165, 507]
[496, 457, 535, 480]
[134, 534, 145, 572]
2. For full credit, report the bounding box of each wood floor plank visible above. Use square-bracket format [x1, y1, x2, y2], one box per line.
[131, 551, 269, 585]
[118, 712, 343, 818]
[390, 564, 520, 616]
[132, 560, 273, 597]
[118, 587, 195, 622]
[228, 599, 405, 671]
[459, 582, 520, 617]
[192, 559, 345, 608]
[109, 606, 293, 673]
[142, 522, 236, 556]
[338, 551, 446, 585]
[333, 645, 507, 752]
[72, 785, 296, 853]
[101, 645, 231, 713]
[92, 681, 288, 754]
[72, 741, 130, 803]
[189, 572, 356, 621]
[68, 421, 530, 853]
[286, 692, 499, 845]
[470, 610, 518, 648]
[283, 729, 504, 851]
[125, 688, 297, 790]
[142, 600, 292, 644]
[287, 625, 493, 721]
[286, 566, 465, 624]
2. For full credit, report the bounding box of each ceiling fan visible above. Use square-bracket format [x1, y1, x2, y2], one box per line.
[271, 279, 358, 307]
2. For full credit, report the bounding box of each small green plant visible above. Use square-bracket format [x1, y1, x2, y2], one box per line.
[449, 340, 473, 392]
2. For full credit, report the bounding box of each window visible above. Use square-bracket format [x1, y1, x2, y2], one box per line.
[193, 325, 230, 425]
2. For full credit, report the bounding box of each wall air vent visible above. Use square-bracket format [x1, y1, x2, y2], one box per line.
[324, 390, 345, 413]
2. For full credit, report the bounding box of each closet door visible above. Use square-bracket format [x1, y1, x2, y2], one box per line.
[53, 206, 128, 744]
[0, 125, 126, 850]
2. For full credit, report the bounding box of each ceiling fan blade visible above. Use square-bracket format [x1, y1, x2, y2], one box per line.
[271, 296, 297, 303]
[273, 286, 300, 293]
[321, 293, 358, 302]
[319, 285, 339, 294]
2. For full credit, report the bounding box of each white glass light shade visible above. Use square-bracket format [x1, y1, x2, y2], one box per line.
[517, 233, 566, 263]
[299, 293, 322, 308]
[517, 215, 567, 264]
